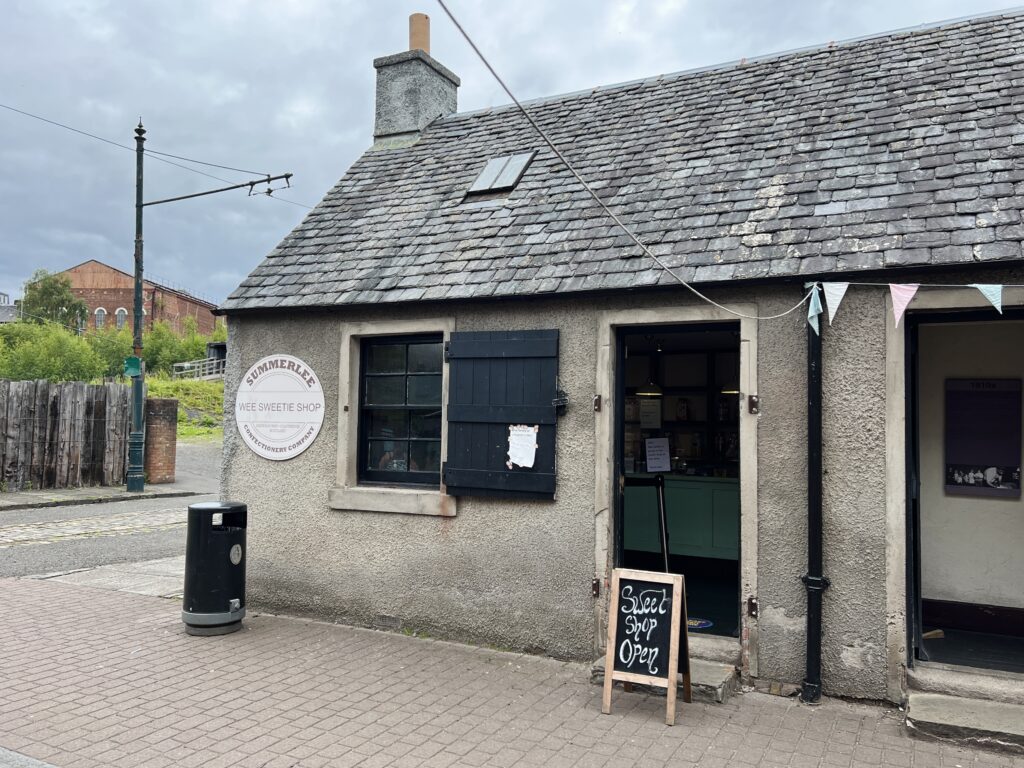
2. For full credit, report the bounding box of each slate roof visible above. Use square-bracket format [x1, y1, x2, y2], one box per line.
[223, 9, 1024, 312]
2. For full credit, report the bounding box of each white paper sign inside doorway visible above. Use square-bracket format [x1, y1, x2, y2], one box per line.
[507, 424, 539, 468]
[645, 437, 672, 473]
[639, 397, 662, 429]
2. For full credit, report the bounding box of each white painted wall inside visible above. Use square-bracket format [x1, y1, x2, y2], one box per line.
[918, 320, 1024, 609]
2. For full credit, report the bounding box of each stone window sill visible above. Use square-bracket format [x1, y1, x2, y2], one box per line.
[328, 485, 455, 517]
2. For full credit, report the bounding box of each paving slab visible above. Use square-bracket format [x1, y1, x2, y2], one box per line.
[36, 555, 186, 598]
[2, 577, 1020, 768]
[0, 746, 57, 768]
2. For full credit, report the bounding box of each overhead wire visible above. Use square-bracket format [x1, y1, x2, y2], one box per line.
[0, 101, 314, 209]
[142, 148, 266, 176]
[435, 0, 820, 322]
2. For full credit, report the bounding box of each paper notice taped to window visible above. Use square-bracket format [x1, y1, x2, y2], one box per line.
[507, 424, 539, 469]
[645, 437, 671, 473]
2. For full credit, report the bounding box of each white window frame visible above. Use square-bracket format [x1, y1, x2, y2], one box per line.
[94, 307, 106, 329]
[328, 318, 456, 517]
[115, 307, 128, 329]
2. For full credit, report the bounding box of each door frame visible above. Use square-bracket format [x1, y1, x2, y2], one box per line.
[904, 305, 1024, 667]
[594, 303, 759, 676]
[884, 287, 1024, 701]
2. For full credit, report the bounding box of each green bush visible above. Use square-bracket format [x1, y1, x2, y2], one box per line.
[85, 326, 133, 378]
[0, 317, 227, 382]
[0, 323, 104, 382]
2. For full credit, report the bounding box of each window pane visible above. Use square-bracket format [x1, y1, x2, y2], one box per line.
[367, 344, 406, 374]
[407, 375, 441, 405]
[408, 342, 442, 373]
[365, 375, 405, 405]
[367, 409, 407, 438]
[410, 410, 441, 438]
[367, 440, 409, 472]
[410, 441, 441, 473]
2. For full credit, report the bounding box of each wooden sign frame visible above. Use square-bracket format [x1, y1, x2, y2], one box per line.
[602, 568, 690, 725]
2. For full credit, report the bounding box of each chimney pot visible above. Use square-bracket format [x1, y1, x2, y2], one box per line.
[410, 13, 430, 55]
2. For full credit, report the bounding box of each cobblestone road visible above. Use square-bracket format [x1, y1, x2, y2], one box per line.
[0, 507, 185, 549]
[1, 578, 1020, 768]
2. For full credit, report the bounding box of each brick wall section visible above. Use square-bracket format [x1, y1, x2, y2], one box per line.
[144, 398, 178, 484]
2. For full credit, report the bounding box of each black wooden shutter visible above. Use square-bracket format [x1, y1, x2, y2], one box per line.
[442, 330, 559, 500]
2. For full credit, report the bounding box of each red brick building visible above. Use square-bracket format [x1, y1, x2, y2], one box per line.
[61, 260, 217, 335]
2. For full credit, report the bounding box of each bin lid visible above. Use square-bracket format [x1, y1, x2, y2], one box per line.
[188, 501, 247, 514]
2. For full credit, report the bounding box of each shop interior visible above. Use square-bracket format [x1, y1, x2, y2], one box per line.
[616, 323, 741, 638]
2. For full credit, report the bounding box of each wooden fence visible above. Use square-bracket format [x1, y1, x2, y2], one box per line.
[0, 380, 133, 492]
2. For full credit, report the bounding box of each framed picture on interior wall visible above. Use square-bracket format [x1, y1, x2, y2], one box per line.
[944, 379, 1022, 498]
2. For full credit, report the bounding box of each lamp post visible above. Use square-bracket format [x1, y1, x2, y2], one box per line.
[126, 122, 146, 492]
[123, 121, 292, 492]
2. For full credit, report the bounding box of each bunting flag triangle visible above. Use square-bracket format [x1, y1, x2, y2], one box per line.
[890, 283, 919, 327]
[970, 283, 1003, 313]
[807, 283, 823, 335]
[821, 282, 849, 325]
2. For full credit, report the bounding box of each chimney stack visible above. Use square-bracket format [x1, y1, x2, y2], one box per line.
[373, 13, 460, 146]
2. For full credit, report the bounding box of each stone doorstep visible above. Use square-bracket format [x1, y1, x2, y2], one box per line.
[906, 691, 1024, 754]
[908, 660, 1024, 706]
[591, 656, 740, 704]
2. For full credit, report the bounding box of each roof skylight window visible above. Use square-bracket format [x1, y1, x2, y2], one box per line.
[467, 151, 536, 195]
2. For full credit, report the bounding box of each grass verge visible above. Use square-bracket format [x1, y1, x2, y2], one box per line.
[147, 377, 224, 440]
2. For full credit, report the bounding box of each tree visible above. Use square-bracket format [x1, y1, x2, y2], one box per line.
[177, 316, 207, 362]
[141, 321, 183, 375]
[20, 269, 88, 330]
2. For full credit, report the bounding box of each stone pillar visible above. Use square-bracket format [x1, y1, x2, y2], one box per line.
[144, 398, 178, 484]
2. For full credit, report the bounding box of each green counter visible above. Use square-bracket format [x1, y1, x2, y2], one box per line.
[623, 475, 739, 560]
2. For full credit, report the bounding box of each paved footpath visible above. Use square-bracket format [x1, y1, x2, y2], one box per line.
[1, 579, 1019, 768]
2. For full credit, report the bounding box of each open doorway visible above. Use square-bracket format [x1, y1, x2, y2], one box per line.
[907, 311, 1024, 673]
[615, 323, 741, 638]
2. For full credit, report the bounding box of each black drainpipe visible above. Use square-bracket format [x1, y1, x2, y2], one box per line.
[801, 313, 830, 703]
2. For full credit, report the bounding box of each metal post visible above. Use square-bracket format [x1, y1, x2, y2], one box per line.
[800, 318, 829, 703]
[120, 121, 288, 493]
[654, 474, 669, 573]
[126, 122, 146, 492]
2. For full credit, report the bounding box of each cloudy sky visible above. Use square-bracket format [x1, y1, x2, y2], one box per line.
[1, 0, 1017, 306]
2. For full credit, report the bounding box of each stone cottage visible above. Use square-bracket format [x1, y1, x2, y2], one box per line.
[220, 10, 1024, 725]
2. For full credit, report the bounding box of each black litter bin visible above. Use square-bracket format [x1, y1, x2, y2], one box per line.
[182, 501, 247, 636]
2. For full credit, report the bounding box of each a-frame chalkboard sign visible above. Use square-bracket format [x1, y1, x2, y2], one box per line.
[602, 568, 690, 725]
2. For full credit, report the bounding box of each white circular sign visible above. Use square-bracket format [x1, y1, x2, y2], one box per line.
[229, 544, 243, 565]
[235, 354, 325, 460]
